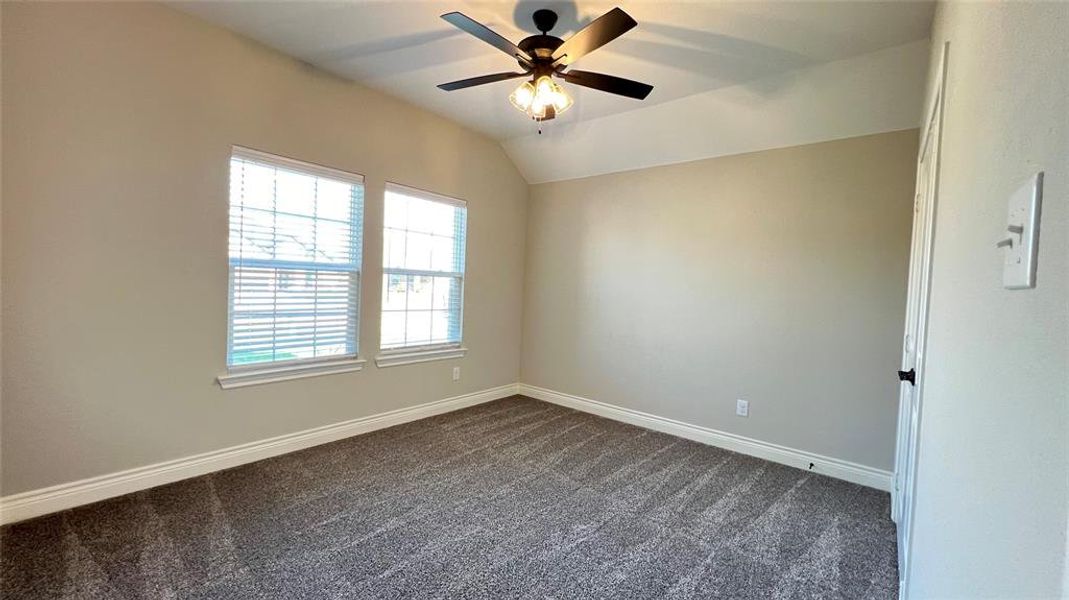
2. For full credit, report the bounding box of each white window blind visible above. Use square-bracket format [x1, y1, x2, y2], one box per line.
[227, 147, 364, 369]
[381, 183, 467, 350]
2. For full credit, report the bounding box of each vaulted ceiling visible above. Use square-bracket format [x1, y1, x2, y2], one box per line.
[172, 1, 934, 182]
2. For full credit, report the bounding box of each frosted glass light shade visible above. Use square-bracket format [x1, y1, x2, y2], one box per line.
[509, 81, 536, 111]
[510, 76, 573, 120]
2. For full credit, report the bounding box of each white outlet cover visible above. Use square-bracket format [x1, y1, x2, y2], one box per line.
[1002, 172, 1043, 289]
[736, 399, 749, 417]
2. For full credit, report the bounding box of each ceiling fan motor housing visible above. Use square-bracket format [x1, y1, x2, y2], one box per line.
[518, 35, 563, 63]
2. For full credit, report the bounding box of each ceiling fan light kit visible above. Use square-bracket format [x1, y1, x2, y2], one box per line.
[438, 6, 653, 130]
[509, 76, 573, 120]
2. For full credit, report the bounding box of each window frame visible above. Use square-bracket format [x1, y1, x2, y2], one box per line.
[376, 182, 468, 366]
[218, 146, 367, 389]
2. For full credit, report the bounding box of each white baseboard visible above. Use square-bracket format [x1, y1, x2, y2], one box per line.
[0, 384, 519, 525]
[1, 382, 891, 525]
[517, 384, 893, 492]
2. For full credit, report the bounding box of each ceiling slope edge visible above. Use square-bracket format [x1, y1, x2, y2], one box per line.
[502, 39, 930, 185]
[163, 2, 529, 186]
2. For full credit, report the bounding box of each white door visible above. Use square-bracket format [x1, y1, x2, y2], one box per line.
[892, 42, 947, 593]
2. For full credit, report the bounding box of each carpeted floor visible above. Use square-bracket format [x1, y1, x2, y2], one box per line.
[0, 396, 898, 599]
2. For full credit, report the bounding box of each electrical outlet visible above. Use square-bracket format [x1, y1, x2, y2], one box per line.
[452, 366, 461, 382]
[736, 399, 749, 417]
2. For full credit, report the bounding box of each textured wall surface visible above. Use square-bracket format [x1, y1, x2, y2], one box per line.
[1, 2, 528, 495]
[906, 2, 1069, 597]
[522, 130, 918, 471]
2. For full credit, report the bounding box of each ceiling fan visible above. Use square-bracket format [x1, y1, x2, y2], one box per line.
[437, 7, 653, 122]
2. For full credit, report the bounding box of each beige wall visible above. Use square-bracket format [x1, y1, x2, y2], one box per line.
[906, 2, 1069, 597]
[0, 2, 528, 495]
[522, 130, 918, 471]
[1, 2, 923, 504]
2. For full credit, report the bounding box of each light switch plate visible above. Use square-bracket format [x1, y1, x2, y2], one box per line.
[1001, 172, 1043, 289]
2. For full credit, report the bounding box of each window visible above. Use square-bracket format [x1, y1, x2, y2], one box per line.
[380, 183, 467, 357]
[221, 147, 365, 386]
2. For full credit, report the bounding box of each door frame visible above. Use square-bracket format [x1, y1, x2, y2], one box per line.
[892, 41, 948, 598]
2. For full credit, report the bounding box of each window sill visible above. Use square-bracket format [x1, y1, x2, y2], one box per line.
[375, 346, 467, 368]
[217, 358, 366, 389]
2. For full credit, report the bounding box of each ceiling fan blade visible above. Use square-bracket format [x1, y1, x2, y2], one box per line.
[551, 7, 636, 66]
[561, 70, 653, 100]
[438, 71, 530, 91]
[441, 12, 533, 66]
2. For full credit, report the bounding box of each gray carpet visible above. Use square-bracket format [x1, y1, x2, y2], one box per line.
[0, 396, 898, 599]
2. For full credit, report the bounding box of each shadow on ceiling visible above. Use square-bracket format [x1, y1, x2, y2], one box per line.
[512, 0, 591, 36]
[314, 29, 462, 64]
[311, 0, 819, 114]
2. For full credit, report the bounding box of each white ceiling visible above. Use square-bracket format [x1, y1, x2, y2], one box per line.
[505, 39, 930, 182]
[172, 1, 934, 143]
